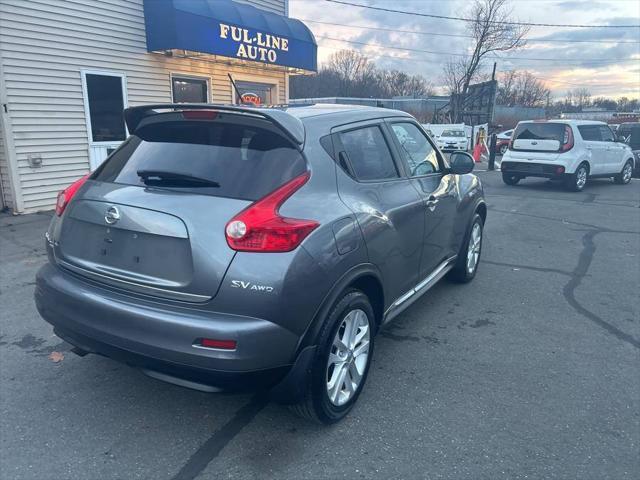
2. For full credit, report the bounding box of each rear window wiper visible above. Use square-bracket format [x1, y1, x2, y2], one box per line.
[136, 170, 220, 188]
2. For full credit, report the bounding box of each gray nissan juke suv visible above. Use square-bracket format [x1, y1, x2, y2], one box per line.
[35, 103, 486, 423]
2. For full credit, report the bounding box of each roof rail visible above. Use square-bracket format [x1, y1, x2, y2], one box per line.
[123, 104, 305, 145]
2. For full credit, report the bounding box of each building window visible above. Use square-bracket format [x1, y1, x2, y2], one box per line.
[83, 73, 127, 143]
[172, 76, 208, 103]
[235, 80, 275, 106]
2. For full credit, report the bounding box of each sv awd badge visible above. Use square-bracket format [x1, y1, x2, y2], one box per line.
[230, 280, 274, 293]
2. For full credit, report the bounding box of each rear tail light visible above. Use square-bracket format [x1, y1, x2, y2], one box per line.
[225, 172, 319, 252]
[55, 173, 90, 216]
[560, 126, 574, 152]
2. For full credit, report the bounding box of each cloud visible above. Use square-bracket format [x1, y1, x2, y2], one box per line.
[554, 1, 609, 11]
[290, 0, 640, 98]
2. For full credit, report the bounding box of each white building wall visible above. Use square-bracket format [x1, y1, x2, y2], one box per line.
[0, 0, 288, 213]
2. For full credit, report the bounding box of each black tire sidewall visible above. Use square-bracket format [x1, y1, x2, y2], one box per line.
[450, 213, 484, 283]
[310, 291, 375, 424]
[502, 172, 520, 185]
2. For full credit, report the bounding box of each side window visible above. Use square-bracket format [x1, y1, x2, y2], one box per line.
[338, 126, 399, 181]
[599, 125, 615, 142]
[578, 125, 601, 142]
[390, 122, 441, 177]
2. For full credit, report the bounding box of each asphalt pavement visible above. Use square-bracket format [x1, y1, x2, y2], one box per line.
[1, 171, 639, 479]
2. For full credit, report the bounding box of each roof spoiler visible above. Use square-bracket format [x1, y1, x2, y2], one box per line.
[123, 104, 305, 145]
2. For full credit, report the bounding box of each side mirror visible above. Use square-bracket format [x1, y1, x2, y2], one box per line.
[449, 151, 475, 174]
[617, 135, 627, 143]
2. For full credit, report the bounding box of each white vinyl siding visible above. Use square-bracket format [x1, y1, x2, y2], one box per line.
[0, 0, 288, 213]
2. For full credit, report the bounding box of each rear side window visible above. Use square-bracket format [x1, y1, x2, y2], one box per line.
[578, 125, 602, 141]
[93, 121, 306, 201]
[338, 126, 398, 181]
[513, 123, 565, 142]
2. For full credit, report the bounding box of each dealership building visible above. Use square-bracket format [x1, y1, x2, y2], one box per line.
[0, 0, 317, 213]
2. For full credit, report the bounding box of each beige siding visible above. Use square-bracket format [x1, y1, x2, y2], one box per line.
[0, 0, 288, 213]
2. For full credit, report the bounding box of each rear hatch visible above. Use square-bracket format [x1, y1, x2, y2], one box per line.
[507, 122, 569, 162]
[54, 108, 307, 302]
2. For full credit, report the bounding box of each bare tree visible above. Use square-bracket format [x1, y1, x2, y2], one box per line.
[381, 70, 435, 98]
[290, 49, 435, 99]
[570, 88, 592, 109]
[326, 50, 377, 97]
[444, 0, 529, 121]
[497, 70, 550, 107]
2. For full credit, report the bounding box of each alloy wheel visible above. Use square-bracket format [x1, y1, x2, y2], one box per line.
[466, 222, 482, 274]
[622, 163, 632, 183]
[326, 309, 370, 406]
[576, 167, 587, 189]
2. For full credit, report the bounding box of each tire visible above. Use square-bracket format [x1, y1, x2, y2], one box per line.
[289, 290, 375, 424]
[502, 172, 521, 185]
[448, 213, 483, 283]
[565, 163, 589, 192]
[614, 160, 633, 185]
[499, 144, 508, 155]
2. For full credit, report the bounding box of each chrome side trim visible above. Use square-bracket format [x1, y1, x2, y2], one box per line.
[57, 258, 212, 303]
[414, 257, 456, 293]
[383, 256, 457, 324]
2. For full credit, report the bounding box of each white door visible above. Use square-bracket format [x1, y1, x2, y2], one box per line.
[598, 125, 625, 174]
[81, 70, 128, 171]
[578, 125, 607, 175]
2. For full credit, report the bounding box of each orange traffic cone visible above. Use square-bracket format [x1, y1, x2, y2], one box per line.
[472, 143, 482, 163]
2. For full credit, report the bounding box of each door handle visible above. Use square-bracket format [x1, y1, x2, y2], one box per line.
[426, 196, 439, 211]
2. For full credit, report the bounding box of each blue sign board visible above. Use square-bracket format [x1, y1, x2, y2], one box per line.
[143, 0, 317, 72]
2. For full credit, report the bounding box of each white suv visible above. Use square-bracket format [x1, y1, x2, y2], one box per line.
[501, 120, 635, 191]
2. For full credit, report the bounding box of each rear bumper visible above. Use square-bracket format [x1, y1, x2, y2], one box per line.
[35, 263, 301, 392]
[501, 161, 567, 178]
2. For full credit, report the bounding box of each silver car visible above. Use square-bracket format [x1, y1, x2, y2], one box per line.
[35, 104, 486, 423]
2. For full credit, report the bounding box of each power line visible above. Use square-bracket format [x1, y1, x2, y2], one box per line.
[301, 18, 640, 44]
[316, 35, 637, 65]
[325, 0, 640, 28]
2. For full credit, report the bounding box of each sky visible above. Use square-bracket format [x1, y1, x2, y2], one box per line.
[289, 0, 640, 99]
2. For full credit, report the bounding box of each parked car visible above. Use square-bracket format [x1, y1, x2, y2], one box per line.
[437, 129, 469, 151]
[501, 120, 635, 191]
[496, 129, 513, 155]
[35, 104, 486, 424]
[616, 122, 640, 177]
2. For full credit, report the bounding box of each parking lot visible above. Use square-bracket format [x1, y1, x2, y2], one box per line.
[1, 171, 638, 479]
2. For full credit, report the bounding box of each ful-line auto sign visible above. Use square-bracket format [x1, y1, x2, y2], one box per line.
[143, 0, 318, 72]
[219, 24, 289, 64]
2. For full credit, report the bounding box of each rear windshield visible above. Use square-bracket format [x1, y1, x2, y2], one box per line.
[513, 123, 565, 142]
[93, 121, 306, 201]
[441, 130, 465, 137]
